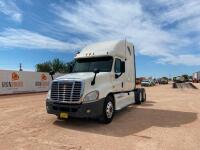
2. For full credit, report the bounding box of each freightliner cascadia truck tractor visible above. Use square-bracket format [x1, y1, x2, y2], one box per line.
[46, 40, 146, 123]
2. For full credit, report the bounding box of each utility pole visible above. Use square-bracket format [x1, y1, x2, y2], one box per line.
[19, 63, 23, 71]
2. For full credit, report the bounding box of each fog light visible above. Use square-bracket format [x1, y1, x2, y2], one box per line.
[86, 109, 91, 113]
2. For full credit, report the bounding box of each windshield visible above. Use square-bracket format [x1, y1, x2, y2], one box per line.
[72, 57, 113, 73]
[142, 80, 149, 82]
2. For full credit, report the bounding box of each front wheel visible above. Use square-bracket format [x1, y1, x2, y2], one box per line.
[99, 95, 115, 124]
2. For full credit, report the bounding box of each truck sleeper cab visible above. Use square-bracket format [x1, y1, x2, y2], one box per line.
[46, 40, 146, 123]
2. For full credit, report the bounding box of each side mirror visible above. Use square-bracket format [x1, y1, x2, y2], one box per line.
[49, 71, 55, 76]
[121, 61, 125, 73]
[115, 61, 125, 78]
[115, 74, 120, 78]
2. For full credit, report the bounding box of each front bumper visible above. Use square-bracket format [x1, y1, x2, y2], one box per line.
[46, 98, 105, 118]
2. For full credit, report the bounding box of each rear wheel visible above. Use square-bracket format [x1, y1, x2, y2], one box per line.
[135, 90, 142, 104]
[141, 88, 146, 102]
[99, 95, 115, 124]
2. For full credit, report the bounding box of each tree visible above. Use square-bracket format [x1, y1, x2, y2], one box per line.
[36, 58, 73, 73]
[51, 58, 67, 73]
[173, 77, 177, 81]
[66, 60, 75, 72]
[36, 61, 52, 72]
[182, 74, 189, 81]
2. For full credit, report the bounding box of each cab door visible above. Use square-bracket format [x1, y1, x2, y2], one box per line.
[113, 57, 129, 109]
[113, 58, 125, 92]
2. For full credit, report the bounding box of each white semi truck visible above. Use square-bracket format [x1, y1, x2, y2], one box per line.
[46, 40, 146, 123]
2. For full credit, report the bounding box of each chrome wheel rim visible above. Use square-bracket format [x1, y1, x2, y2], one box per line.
[106, 101, 113, 119]
[140, 92, 142, 101]
[143, 92, 146, 100]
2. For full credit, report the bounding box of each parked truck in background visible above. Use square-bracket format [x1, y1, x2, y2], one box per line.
[141, 79, 155, 87]
[193, 72, 200, 83]
[46, 40, 146, 123]
[159, 77, 169, 84]
[174, 76, 185, 83]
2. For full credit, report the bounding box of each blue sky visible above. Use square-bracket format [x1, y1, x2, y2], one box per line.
[0, 0, 200, 77]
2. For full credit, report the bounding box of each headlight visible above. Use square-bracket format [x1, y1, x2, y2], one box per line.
[47, 90, 51, 99]
[84, 90, 99, 102]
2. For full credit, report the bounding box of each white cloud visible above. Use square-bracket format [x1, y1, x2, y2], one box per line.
[51, 0, 200, 66]
[158, 54, 200, 66]
[52, 0, 175, 55]
[0, 0, 22, 22]
[0, 0, 200, 66]
[158, 0, 200, 24]
[0, 28, 82, 51]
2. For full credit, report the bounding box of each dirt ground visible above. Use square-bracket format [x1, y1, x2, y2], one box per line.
[0, 84, 200, 150]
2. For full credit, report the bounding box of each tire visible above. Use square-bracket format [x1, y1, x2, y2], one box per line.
[141, 88, 146, 102]
[99, 95, 115, 124]
[135, 90, 142, 105]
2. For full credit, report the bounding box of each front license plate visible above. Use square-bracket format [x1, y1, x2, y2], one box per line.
[60, 112, 68, 119]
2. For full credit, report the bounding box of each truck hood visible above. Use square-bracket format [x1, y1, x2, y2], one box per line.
[55, 72, 104, 81]
[54, 72, 113, 99]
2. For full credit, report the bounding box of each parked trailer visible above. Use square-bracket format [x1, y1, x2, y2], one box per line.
[46, 40, 146, 124]
[193, 72, 200, 83]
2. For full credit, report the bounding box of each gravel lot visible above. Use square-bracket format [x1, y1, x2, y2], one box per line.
[0, 84, 200, 150]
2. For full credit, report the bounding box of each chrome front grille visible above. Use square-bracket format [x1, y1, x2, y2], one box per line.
[51, 81, 83, 103]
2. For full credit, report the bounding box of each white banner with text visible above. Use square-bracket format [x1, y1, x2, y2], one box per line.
[0, 70, 63, 95]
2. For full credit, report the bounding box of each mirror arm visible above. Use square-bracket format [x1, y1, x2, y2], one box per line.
[50, 75, 54, 80]
[91, 68, 100, 85]
[91, 73, 97, 85]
